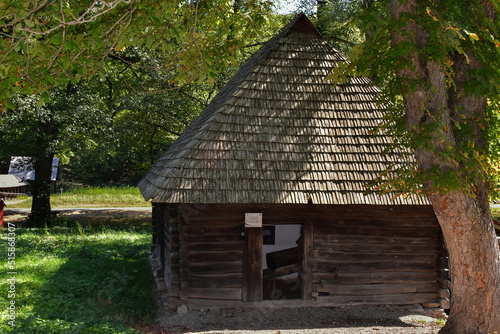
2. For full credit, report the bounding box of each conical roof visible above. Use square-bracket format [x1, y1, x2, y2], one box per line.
[138, 14, 427, 205]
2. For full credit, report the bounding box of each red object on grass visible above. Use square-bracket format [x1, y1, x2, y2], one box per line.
[0, 199, 5, 228]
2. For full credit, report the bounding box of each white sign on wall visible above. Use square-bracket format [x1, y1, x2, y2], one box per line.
[245, 213, 262, 228]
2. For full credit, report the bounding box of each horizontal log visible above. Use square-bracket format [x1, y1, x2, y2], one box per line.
[180, 269, 188, 280]
[313, 250, 437, 262]
[314, 225, 440, 239]
[183, 225, 241, 235]
[315, 217, 439, 229]
[171, 277, 180, 286]
[171, 264, 180, 274]
[315, 292, 439, 306]
[187, 250, 243, 263]
[188, 261, 243, 274]
[314, 242, 440, 253]
[438, 279, 451, 289]
[185, 294, 440, 310]
[313, 271, 437, 285]
[313, 260, 437, 273]
[180, 234, 241, 243]
[439, 289, 450, 299]
[314, 234, 440, 245]
[172, 204, 437, 220]
[188, 274, 243, 288]
[438, 269, 451, 280]
[186, 241, 244, 251]
[187, 287, 242, 300]
[170, 253, 179, 263]
[315, 283, 438, 296]
[177, 215, 242, 226]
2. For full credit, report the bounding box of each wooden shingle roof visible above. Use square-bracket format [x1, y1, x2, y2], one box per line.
[138, 14, 427, 205]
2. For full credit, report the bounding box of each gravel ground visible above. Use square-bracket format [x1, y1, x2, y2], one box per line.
[154, 304, 445, 334]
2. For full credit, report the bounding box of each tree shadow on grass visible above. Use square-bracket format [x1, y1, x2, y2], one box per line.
[6, 226, 154, 334]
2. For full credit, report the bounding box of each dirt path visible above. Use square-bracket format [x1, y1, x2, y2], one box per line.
[3, 207, 151, 226]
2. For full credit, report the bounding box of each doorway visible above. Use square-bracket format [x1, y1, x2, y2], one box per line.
[262, 224, 302, 300]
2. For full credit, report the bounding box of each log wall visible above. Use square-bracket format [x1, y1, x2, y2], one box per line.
[153, 203, 442, 309]
[311, 206, 441, 305]
[177, 204, 244, 305]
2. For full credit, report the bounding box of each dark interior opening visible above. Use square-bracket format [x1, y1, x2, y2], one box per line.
[262, 224, 303, 300]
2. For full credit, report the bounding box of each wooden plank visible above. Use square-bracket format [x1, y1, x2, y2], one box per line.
[313, 250, 438, 262]
[157, 204, 166, 269]
[172, 204, 437, 224]
[316, 292, 439, 305]
[316, 283, 438, 295]
[187, 241, 244, 251]
[313, 260, 437, 272]
[187, 287, 242, 301]
[182, 234, 242, 243]
[177, 216, 243, 226]
[188, 261, 243, 274]
[313, 217, 440, 228]
[188, 274, 243, 288]
[313, 225, 440, 238]
[314, 241, 440, 253]
[183, 225, 241, 235]
[313, 271, 437, 285]
[243, 227, 263, 302]
[185, 299, 319, 310]
[314, 234, 440, 245]
[302, 220, 313, 300]
[187, 250, 243, 263]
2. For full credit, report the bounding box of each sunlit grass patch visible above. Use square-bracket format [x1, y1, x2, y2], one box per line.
[8, 186, 149, 209]
[0, 224, 153, 333]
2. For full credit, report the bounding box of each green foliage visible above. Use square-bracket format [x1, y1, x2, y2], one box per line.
[1, 83, 109, 162]
[330, 0, 500, 199]
[316, 0, 365, 54]
[60, 11, 285, 186]
[0, 0, 273, 108]
[0, 223, 152, 333]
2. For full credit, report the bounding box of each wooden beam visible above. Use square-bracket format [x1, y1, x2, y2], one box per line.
[302, 220, 313, 300]
[243, 227, 263, 302]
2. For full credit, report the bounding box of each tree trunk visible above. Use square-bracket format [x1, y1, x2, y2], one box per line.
[429, 191, 500, 333]
[389, 0, 500, 332]
[0, 154, 10, 174]
[29, 155, 53, 227]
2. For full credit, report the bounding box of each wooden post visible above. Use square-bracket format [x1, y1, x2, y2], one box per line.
[151, 204, 157, 250]
[302, 220, 313, 300]
[157, 205, 165, 274]
[244, 227, 263, 302]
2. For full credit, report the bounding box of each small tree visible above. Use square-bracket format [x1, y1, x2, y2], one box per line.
[1, 84, 108, 226]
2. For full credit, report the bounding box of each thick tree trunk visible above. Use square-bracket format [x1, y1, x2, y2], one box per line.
[389, 0, 500, 332]
[29, 155, 53, 227]
[428, 191, 500, 333]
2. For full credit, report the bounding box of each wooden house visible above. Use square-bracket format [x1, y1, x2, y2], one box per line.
[0, 175, 27, 199]
[138, 14, 446, 311]
[9, 156, 60, 193]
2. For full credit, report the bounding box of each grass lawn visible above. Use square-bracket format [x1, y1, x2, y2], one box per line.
[0, 219, 154, 333]
[8, 186, 150, 209]
[492, 208, 500, 221]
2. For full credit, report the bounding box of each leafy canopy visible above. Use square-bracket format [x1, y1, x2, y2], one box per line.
[330, 0, 500, 200]
[0, 0, 272, 110]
